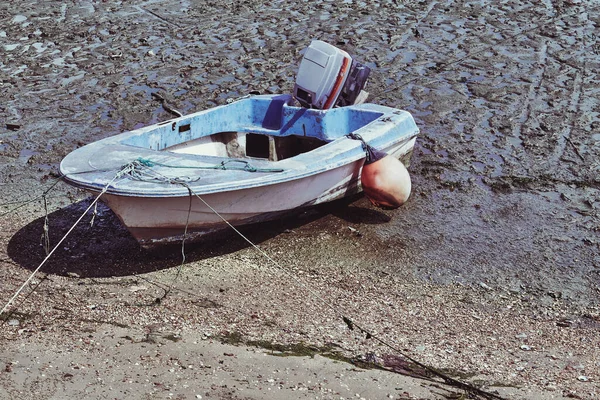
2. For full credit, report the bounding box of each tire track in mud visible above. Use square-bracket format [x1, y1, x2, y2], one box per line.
[550, 69, 583, 165]
[510, 40, 548, 161]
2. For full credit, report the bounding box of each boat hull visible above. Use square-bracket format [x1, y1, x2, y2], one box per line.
[102, 159, 362, 246]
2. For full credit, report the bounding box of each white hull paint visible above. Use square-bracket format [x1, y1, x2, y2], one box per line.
[102, 158, 365, 245]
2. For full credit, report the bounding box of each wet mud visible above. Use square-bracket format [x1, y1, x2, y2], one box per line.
[1, 1, 600, 399]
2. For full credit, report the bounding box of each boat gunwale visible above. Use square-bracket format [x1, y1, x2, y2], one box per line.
[60, 96, 419, 198]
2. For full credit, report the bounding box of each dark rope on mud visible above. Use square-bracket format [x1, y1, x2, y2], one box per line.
[155, 183, 193, 304]
[0, 168, 121, 219]
[161, 180, 506, 400]
[341, 315, 504, 400]
[0, 177, 64, 218]
[151, 92, 183, 118]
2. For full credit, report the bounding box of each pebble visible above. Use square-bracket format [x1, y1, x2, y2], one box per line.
[520, 344, 532, 351]
[577, 376, 589, 382]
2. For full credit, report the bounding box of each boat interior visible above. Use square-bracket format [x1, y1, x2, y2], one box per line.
[119, 95, 384, 162]
[165, 131, 327, 162]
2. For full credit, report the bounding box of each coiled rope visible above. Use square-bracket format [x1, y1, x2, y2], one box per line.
[134, 157, 284, 173]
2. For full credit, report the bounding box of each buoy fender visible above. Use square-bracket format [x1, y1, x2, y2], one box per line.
[361, 155, 411, 209]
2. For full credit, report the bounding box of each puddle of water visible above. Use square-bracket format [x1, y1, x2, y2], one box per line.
[13, 15, 27, 23]
[18, 148, 38, 165]
[472, 161, 486, 173]
[508, 135, 523, 148]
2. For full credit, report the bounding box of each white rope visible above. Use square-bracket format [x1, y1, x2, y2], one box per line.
[1, 163, 135, 316]
[182, 183, 342, 316]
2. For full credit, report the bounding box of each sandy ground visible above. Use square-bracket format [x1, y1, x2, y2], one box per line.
[1, 0, 599, 399]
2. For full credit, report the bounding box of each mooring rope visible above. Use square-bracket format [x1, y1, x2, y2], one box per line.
[174, 182, 503, 400]
[115, 160, 504, 399]
[0, 162, 136, 316]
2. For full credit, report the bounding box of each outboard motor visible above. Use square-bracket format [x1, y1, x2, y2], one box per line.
[293, 40, 370, 109]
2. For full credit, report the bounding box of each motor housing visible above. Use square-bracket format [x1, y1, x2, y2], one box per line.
[293, 40, 370, 109]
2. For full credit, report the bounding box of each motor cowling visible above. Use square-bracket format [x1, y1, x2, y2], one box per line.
[293, 40, 370, 109]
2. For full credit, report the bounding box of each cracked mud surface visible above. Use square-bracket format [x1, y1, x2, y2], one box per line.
[1, 1, 599, 399]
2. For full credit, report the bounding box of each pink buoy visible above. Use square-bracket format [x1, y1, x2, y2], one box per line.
[359, 144, 412, 209]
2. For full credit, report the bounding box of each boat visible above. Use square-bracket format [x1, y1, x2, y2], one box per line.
[60, 40, 419, 246]
[59, 93, 419, 246]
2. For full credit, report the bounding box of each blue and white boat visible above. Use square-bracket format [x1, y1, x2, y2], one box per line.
[60, 94, 419, 246]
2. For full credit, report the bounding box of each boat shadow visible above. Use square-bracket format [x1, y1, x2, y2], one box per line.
[7, 196, 390, 278]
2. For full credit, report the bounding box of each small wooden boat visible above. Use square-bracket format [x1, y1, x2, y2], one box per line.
[60, 94, 419, 246]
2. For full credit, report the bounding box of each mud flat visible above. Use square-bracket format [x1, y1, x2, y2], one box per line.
[1, 1, 599, 399]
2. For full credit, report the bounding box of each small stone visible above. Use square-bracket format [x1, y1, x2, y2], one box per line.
[577, 375, 589, 382]
[520, 344, 532, 351]
[515, 333, 528, 339]
[348, 226, 361, 236]
[147, 50, 155, 56]
[479, 282, 492, 290]
[128, 285, 147, 292]
[8, 319, 19, 326]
